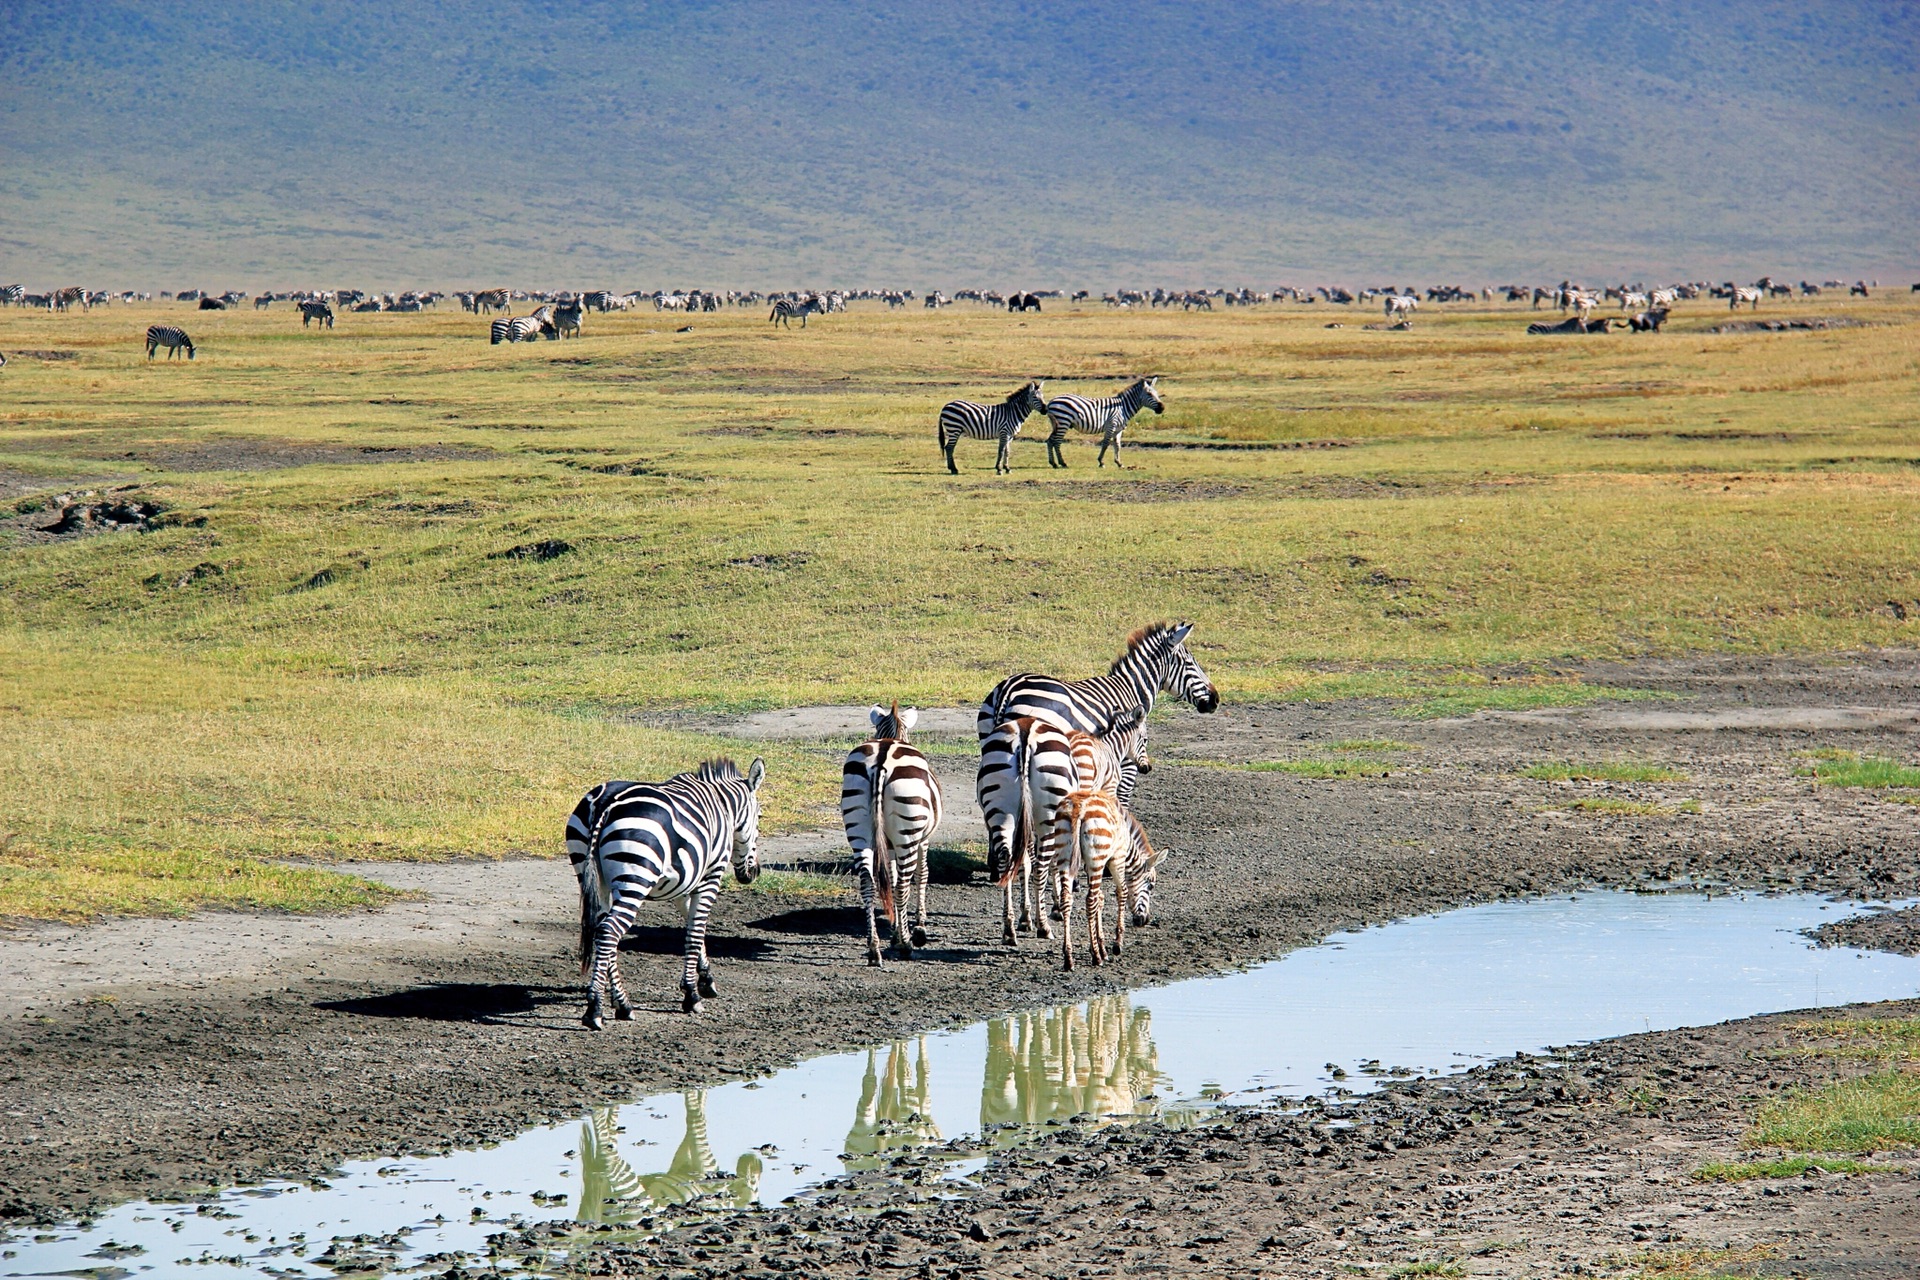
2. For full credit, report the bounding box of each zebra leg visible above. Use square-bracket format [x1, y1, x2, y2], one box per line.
[583, 897, 640, 1030]
[995, 433, 1012, 475]
[1001, 864, 1019, 947]
[911, 842, 930, 949]
[856, 849, 884, 967]
[681, 881, 723, 1013]
[1087, 857, 1106, 967]
[1113, 857, 1130, 959]
[888, 855, 912, 960]
[943, 436, 959, 475]
[1058, 849, 1076, 971]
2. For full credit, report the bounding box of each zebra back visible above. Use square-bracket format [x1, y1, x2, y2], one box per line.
[977, 620, 1217, 742]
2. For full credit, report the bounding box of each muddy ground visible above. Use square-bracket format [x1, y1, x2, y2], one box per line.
[2, 653, 1918, 1269]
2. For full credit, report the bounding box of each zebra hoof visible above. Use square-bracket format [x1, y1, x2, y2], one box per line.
[582, 1006, 606, 1031]
[681, 989, 704, 1015]
[614, 1003, 634, 1021]
[867, 953, 883, 968]
[911, 927, 928, 948]
[697, 972, 719, 999]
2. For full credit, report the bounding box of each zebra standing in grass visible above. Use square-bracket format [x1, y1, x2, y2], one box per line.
[1043, 376, 1164, 468]
[298, 300, 334, 329]
[145, 325, 196, 360]
[551, 301, 583, 339]
[769, 295, 825, 328]
[977, 707, 1148, 945]
[937, 380, 1046, 475]
[490, 315, 552, 344]
[566, 758, 766, 1023]
[0, 285, 23, 307]
[842, 704, 945, 966]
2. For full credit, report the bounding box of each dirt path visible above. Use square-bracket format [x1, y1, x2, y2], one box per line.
[2, 653, 1917, 1249]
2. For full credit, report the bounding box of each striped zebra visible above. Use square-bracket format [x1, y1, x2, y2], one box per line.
[1043, 376, 1164, 468]
[145, 325, 196, 360]
[1730, 286, 1763, 311]
[1062, 791, 1167, 969]
[0, 285, 23, 306]
[551, 301, 583, 338]
[52, 286, 87, 312]
[566, 757, 766, 1024]
[298, 301, 334, 329]
[937, 380, 1046, 475]
[769, 296, 825, 328]
[489, 315, 551, 344]
[977, 620, 1219, 745]
[578, 1094, 761, 1220]
[842, 704, 945, 966]
[976, 707, 1148, 945]
[474, 288, 510, 314]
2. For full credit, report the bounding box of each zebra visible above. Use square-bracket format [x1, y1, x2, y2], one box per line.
[842, 704, 944, 966]
[1, 284, 25, 306]
[298, 300, 334, 329]
[1730, 286, 1763, 311]
[489, 315, 552, 344]
[566, 757, 766, 1024]
[769, 296, 825, 328]
[1042, 376, 1164, 468]
[1384, 294, 1418, 322]
[473, 288, 510, 314]
[977, 707, 1148, 946]
[551, 301, 583, 339]
[1063, 794, 1169, 969]
[937, 380, 1046, 475]
[978, 620, 1219, 747]
[145, 325, 196, 360]
[52, 286, 87, 312]
[578, 1094, 762, 1220]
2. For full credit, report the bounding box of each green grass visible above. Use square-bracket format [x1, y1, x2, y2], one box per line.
[3, 298, 1918, 920]
[1385, 1263, 1464, 1278]
[737, 869, 849, 899]
[1522, 760, 1687, 783]
[1782, 1016, 1920, 1061]
[1746, 1071, 1920, 1153]
[1797, 753, 1920, 790]
[1693, 1155, 1904, 1181]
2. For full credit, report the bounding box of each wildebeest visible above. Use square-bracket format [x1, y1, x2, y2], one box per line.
[1850, 282, 1870, 297]
[1008, 292, 1043, 312]
[198, 296, 226, 310]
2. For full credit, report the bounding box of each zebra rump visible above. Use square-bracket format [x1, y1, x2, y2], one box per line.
[841, 703, 945, 965]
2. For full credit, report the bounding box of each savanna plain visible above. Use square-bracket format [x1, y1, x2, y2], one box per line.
[2, 294, 1919, 1277]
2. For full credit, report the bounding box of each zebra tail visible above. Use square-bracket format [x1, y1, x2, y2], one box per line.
[577, 806, 616, 975]
[872, 762, 896, 923]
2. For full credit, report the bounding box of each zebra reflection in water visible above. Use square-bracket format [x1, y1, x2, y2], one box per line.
[980, 994, 1170, 1140]
[843, 1038, 944, 1171]
[576, 1091, 762, 1222]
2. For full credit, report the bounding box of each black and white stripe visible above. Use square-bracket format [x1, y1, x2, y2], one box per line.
[977, 620, 1219, 746]
[842, 705, 945, 965]
[937, 380, 1046, 475]
[976, 708, 1148, 945]
[0, 285, 23, 307]
[567, 758, 766, 1024]
[298, 301, 334, 329]
[1043, 376, 1164, 468]
[490, 315, 552, 344]
[768, 296, 825, 328]
[145, 325, 196, 360]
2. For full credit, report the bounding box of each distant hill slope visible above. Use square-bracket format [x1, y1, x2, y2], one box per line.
[2, 1, 1914, 286]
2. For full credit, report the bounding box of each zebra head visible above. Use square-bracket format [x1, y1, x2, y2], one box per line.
[732, 757, 767, 883]
[869, 703, 918, 741]
[1136, 375, 1164, 415]
[1129, 840, 1169, 927]
[1119, 620, 1218, 714]
[1104, 704, 1152, 778]
[1017, 380, 1046, 415]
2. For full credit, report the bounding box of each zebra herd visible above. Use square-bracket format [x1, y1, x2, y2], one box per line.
[566, 621, 1216, 1025]
[938, 377, 1164, 474]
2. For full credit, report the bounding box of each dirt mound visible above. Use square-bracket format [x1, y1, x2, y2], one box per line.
[1709, 316, 1870, 334]
[1810, 903, 1920, 955]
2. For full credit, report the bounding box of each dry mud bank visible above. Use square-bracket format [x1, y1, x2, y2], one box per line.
[2, 655, 1918, 1238]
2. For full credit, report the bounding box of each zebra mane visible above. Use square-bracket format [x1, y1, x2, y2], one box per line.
[694, 758, 744, 783]
[1110, 621, 1184, 673]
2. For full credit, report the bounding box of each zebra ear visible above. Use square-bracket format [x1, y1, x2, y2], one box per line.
[901, 707, 919, 730]
[868, 705, 886, 728]
[1113, 705, 1146, 732]
[1169, 621, 1194, 647]
[747, 758, 766, 791]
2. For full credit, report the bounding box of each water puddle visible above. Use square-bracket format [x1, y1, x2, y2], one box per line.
[6, 890, 1917, 1277]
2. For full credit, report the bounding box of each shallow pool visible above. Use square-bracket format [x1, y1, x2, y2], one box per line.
[5, 890, 1916, 1278]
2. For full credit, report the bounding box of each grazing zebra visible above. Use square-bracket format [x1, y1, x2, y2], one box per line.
[1384, 293, 1418, 322]
[473, 288, 510, 313]
[566, 758, 766, 1023]
[298, 300, 334, 329]
[937, 380, 1046, 475]
[52, 286, 87, 311]
[978, 620, 1219, 747]
[769, 295, 825, 328]
[842, 704, 945, 966]
[145, 325, 196, 360]
[977, 707, 1148, 946]
[1042, 376, 1164, 469]
[1056, 786, 1122, 970]
[489, 315, 552, 344]
[1730, 286, 1763, 311]
[2, 284, 25, 306]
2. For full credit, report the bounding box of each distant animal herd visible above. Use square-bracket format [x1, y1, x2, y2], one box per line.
[567, 620, 1216, 1023]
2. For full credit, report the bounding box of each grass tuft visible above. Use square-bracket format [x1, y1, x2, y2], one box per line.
[1522, 760, 1687, 783]
[1746, 1071, 1920, 1153]
[1798, 753, 1920, 789]
[1608, 1243, 1777, 1279]
[1692, 1155, 1904, 1181]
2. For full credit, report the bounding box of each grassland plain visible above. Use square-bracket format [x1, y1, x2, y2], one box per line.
[1, 295, 1917, 919]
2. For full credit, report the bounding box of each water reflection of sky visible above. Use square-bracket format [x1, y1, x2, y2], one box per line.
[6, 891, 1916, 1279]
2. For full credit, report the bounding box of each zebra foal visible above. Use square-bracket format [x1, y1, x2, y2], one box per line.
[566, 757, 766, 1023]
[1062, 793, 1166, 969]
[937, 380, 1046, 475]
[1043, 376, 1164, 468]
[842, 704, 944, 965]
[145, 325, 195, 360]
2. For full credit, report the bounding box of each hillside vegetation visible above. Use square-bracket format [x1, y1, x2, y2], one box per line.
[2, 1, 1916, 282]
